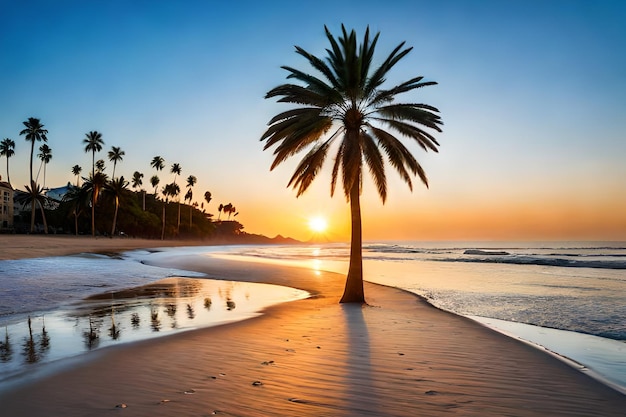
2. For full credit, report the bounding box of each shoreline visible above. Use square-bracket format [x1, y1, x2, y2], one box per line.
[0, 236, 624, 415]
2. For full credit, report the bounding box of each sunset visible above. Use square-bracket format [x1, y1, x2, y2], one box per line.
[0, 1, 625, 415]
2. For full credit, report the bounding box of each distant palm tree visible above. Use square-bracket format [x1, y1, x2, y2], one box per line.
[107, 146, 125, 179]
[185, 175, 197, 228]
[170, 164, 182, 233]
[261, 25, 443, 303]
[83, 171, 108, 237]
[132, 171, 145, 210]
[15, 181, 49, 234]
[83, 131, 105, 237]
[0, 138, 15, 185]
[150, 156, 165, 172]
[150, 175, 160, 197]
[105, 176, 129, 237]
[217, 203, 223, 220]
[204, 191, 212, 216]
[95, 159, 105, 173]
[63, 184, 89, 235]
[161, 182, 179, 240]
[20, 118, 48, 232]
[36, 144, 52, 189]
[20, 117, 48, 185]
[71, 165, 82, 186]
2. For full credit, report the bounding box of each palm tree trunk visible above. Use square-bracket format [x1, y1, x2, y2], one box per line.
[340, 180, 365, 303]
[29, 144, 35, 233]
[177, 203, 181, 236]
[37, 200, 48, 235]
[161, 204, 166, 240]
[91, 152, 95, 237]
[111, 198, 119, 238]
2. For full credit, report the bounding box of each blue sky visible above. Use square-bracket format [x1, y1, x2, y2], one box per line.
[1, 0, 625, 240]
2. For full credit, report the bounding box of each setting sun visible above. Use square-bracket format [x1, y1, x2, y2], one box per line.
[308, 216, 328, 233]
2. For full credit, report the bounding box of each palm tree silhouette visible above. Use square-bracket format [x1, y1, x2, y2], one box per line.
[15, 181, 49, 234]
[150, 175, 160, 197]
[71, 165, 82, 186]
[20, 117, 48, 232]
[170, 163, 182, 234]
[105, 176, 129, 237]
[36, 143, 52, 189]
[107, 146, 125, 179]
[83, 131, 105, 237]
[185, 175, 197, 228]
[83, 172, 108, 237]
[0, 138, 15, 185]
[261, 25, 442, 303]
[132, 171, 145, 210]
[150, 155, 165, 172]
[63, 184, 90, 235]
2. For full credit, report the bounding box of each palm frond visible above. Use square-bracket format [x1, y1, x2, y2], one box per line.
[361, 133, 387, 202]
[287, 139, 332, 196]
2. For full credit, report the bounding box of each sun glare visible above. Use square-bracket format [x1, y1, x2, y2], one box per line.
[308, 216, 328, 233]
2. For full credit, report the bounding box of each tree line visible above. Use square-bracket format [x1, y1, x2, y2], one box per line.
[1, 118, 240, 239]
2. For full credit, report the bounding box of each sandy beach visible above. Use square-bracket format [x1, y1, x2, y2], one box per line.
[0, 235, 624, 416]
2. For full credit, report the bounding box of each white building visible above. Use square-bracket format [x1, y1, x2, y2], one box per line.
[0, 176, 14, 230]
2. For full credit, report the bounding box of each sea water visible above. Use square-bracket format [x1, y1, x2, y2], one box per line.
[0, 249, 308, 389]
[0, 242, 624, 393]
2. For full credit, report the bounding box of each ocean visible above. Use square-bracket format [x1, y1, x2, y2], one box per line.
[0, 241, 624, 393]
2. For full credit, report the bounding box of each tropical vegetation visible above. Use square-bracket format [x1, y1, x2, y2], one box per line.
[261, 25, 443, 303]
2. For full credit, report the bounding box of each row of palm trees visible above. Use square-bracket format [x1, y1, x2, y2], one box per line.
[1, 119, 226, 238]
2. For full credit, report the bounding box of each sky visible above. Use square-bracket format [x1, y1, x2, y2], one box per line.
[1, 0, 625, 242]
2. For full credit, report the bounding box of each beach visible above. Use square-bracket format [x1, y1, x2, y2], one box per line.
[0, 236, 624, 416]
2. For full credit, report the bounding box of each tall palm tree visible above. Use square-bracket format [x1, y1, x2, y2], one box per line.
[20, 117, 48, 185]
[83, 131, 105, 237]
[261, 25, 443, 303]
[36, 144, 52, 189]
[83, 171, 109, 236]
[107, 146, 125, 179]
[170, 163, 182, 233]
[204, 191, 212, 215]
[217, 203, 223, 220]
[105, 176, 129, 237]
[185, 175, 197, 228]
[71, 165, 82, 186]
[132, 171, 145, 210]
[20, 118, 48, 232]
[0, 138, 15, 185]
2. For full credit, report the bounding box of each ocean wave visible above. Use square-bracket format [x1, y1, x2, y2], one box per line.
[437, 256, 626, 270]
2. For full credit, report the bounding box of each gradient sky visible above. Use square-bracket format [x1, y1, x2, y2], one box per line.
[1, 0, 625, 242]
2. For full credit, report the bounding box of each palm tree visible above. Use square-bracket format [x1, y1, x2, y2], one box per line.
[20, 118, 48, 232]
[95, 159, 105, 173]
[105, 176, 129, 237]
[150, 175, 160, 197]
[150, 156, 165, 172]
[82, 171, 109, 236]
[63, 184, 90, 235]
[36, 144, 52, 189]
[15, 181, 49, 234]
[161, 182, 179, 240]
[185, 175, 197, 228]
[217, 203, 223, 220]
[83, 131, 105, 237]
[0, 138, 15, 185]
[203, 191, 212, 217]
[261, 25, 443, 303]
[71, 165, 82, 186]
[132, 171, 145, 210]
[20, 118, 48, 185]
[170, 163, 182, 233]
[107, 146, 125, 179]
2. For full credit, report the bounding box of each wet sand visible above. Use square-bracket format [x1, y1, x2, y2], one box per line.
[0, 235, 624, 416]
